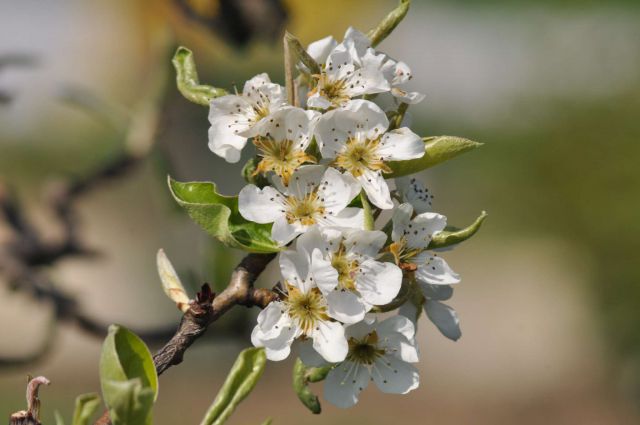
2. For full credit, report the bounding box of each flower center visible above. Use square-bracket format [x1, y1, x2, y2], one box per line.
[331, 245, 359, 291]
[285, 191, 325, 226]
[284, 284, 329, 335]
[346, 331, 385, 365]
[334, 137, 392, 177]
[309, 73, 350, 108]
[389, 238, 422, 266]
[253, 137, 316, 185]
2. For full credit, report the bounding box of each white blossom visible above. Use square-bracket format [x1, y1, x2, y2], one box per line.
[306, 29, 389, 110]
[319, 315, 420, 408]
[251, 107, 319, 185]
[238, 165, 364, 246]
[297, 227, 402, 324]
[251, 249, 348, 362]
[399, 284, 462, 341]
[208, 73, 286, 163]
[391, 203, 460, 286]
[315, 100, 424, 209]
[396, 176, 434, 215]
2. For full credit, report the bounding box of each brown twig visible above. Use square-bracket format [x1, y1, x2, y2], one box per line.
[9, 376, 50, 425]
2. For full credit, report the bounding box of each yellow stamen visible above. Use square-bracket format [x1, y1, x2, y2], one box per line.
[253, 137, 316, 185]
[346, 331, 385, 365]
[334, 137, 392, 178]
[284, 283, 329, 335]
[284, 191, 325, 226]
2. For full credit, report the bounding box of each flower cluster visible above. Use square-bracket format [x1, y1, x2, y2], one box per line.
[201, 26, 471, 407]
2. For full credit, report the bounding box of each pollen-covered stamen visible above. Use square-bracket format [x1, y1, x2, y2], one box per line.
[283, 283, 329, 335]
[284, 190, 326, 226]
[334, 136, 392, 177]
[331, 244, 360, 291]
[253, 137, 316, 185]
[308, 73, 351, 108]
[389, 237, 422, 267]
[346, 331, 385, 365]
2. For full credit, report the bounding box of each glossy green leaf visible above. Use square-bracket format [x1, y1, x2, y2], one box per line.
[100, 325, 158, 425]
[429, 211, 487, 249]
[72, 393, 101, 425]
[200, 347, 267, 425]
[292, 359, 332, 414]
[367, 0, 411, 47]
[386, 136, 483, 179]
[173, 46, 227, 106]
[168, 177, 281, 254]
[101, 379, 155, 425]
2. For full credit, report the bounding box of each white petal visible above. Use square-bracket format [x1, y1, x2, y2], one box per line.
[286, 165, 326, 198]
[339, 99, 389, 139]
[242, 73, 286, 109]
[298, 339, 329, 368]
[396, 176, 433, 214]
[416, 255, 460, 285]
[238, 185, 285, 224]
[310, 248, 339, 294]
[271, 216, 302, 246]
[314, 109, 349, 159]
[318, 168, 360, 214]
[378, 128, 424, 161]
[208, 95, 254, 162]
[356, 260, 402, 306]
[404, 212, 448, 250]
[398, 300, 421, 325]
[391, 203, 413, 243]
[307, 35, 337, 64]
[296, 226, 340, 258]
[372, 355, 419, 394]
[376, 316, 419, 363]
[344, 65, 390, 98]
[357, 170, 393, 210]
[420, 283, 454, 301]
[279, 250, 311, 292]
[312, 320, 348, 363]
[376, 315, 416, 341]
[342, 229, 387, 258]
[306, 92, 333, 110]
[391, 88, 425, 104]
[324, 207, 364, 230]
[424, 300, 461, 341]
[326, 290, 367, 324]
[343, 27, 371, 57]
[324, 361, 370, 408]
[252, 107, 313, 148]
[264, 344, 292, 361]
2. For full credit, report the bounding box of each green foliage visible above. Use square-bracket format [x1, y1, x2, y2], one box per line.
[386, 136, 483, 179]
[292, 358, 332, 414]
[367, 0, 411, 47]
[72, 393, 101, 425]
[429, 211, 488, 249]
[173, 46, 227, 106]
[200, 347, 267, 425]
[168, 177, 281, 253]
[360, 191, 375, 231]
[100, 325, 158, 425]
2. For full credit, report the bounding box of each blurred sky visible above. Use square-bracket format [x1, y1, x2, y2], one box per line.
[1, 0, 640, 424]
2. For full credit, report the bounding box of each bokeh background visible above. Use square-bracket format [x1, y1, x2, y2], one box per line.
[1, 0, 640, 424]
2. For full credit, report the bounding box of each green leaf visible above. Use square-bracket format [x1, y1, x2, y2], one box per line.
[72, 393, 101, 425]
[54, 411, 66, 425]
[292, 359, 332, 414]
[168, 177, 281, 254]
[386, 136, 483, 179]
[429, 211, 488, 249]
[101, 379, 155, 425]
[360, 191, 375, 231]
[200, 347, 267, 425]
[260, 419, 273, 425]
[173, 46, 227, 106]
[367, 0, 411, 47]
[100, 325, 158, 425]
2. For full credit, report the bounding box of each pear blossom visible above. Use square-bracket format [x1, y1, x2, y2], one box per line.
[390, 203, 460, 286]
[314, 99, 424, 209]
[306, 29, 389, 110]
[251, 107, 320, 185]
[399, 283, 462, 341]
[396, 176, 434, 214]
[318, 315, 420, 408]
[251, 249, 348, 362]
[208, 73, 286, 163]
[296, 227, 402, 324]
[238, 165, 364, 246]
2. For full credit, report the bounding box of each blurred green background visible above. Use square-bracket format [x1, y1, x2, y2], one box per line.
[1, 0, 640, 424]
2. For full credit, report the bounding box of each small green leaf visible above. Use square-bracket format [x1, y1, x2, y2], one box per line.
[72, 393, 101, 425]
[100, 325, 158, 425]
[367, 0, 411, 47]
[54, 411, 66, 425]
[168, 177, 281, 254]
[101, 379, 155, 425]
[429, 211, 487, 249]
[292, 359, 332, 414]
[260, 419, 273, 425]
[200, 347, 267, 425]
[360, 191, 375, 231]
[173, 46, 227, 106]
[284, 31, 321, 75]
[386, 136, 483, 179]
